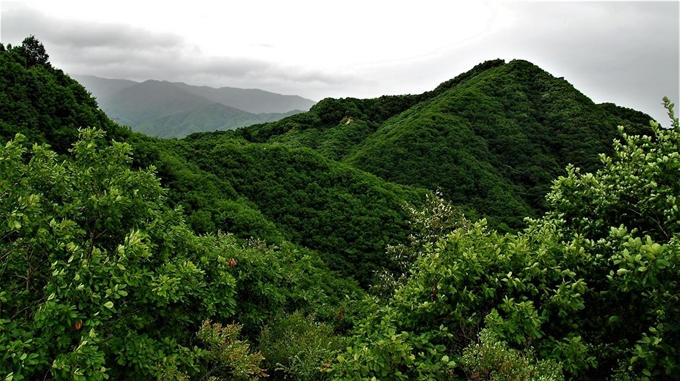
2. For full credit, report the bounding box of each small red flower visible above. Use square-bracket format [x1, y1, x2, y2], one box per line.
[74, 320, 83, 330]
[228, 258, 236, 268]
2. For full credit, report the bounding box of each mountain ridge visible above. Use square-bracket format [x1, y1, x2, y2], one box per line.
[171, 81, 316, 113]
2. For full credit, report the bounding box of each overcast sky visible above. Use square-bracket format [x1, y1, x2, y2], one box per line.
[1, 1, 678, 123]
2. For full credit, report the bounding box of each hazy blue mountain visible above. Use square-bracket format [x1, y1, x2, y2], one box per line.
[71, 74, 138, 99]
[134, 101, 300, 138]
[171, 82, 316, 113]
[72, 75, 315, 137]
[74, 74, 315, 114]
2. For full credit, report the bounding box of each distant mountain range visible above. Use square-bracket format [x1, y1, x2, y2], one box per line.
[72, 75, 316, 138]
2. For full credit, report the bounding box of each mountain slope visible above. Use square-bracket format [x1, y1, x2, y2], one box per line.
[71, 74, 138, 98]
[172, 82, 316, 113]
[343, 60, 653, 225]
[235, 59, 654, 230]
[157, 133, 427, 284]
[0, 39, 130, 153]
[97, 80, 297, 137]
[76, 74, 316, 114]
[1, 37, 427, 287]
[73, 75, 316, 138]
[4, 38, 679, 381]
[135, 104, 301, 139]
[99, 79, 215, 126]
[91, 80, 308, 138]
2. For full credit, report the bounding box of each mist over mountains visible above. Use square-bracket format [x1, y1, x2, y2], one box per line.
[73, 74, 316, 138]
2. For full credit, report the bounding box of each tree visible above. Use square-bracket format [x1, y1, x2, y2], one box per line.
[0, 129, 241, 380]
[0, 128, 360, 380]
[540, 97, 680, 379]
[19, 35, 50, 68]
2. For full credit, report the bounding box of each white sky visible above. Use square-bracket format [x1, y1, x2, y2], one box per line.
[1, 0, 679, 123]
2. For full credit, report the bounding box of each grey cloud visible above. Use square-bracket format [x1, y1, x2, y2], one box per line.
[498, 2, 679, 124]
[1, 3, 362, 94]
[2, 4, 183, 50]
[359, 2, 678, 124]
[2, 1, 677, 119]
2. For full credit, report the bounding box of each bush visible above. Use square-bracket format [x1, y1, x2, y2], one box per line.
[258, 311, 345, 380]
[459, 329, 563, 381]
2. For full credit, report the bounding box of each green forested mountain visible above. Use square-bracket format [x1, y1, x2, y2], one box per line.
[2, 37, 678, 381]
[0, 38, 131, 153]
[0, 37, 426, 286]
[0, 37, 369, 379]
[127, 133, 426, 285]
[165, 133, 426, 281]
[236, 59, 653, 230]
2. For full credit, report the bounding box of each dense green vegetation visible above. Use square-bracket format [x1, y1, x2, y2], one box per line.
[327, 101, 680, 380]
[1, 37, 678, 380]
[0, 37, 131, 153]
[236, 59, 653, 230]
[122, 133, 427, 286]
[0, 128, 361, 380]
[0, 37, 425, 285]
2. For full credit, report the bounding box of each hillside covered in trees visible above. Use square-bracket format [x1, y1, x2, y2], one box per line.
[1, 37, 678, 381]
[233, 59, 654, 229]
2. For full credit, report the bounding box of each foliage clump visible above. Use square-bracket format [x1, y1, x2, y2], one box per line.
[0, 36, 130, 153]
[258, 311, 345, 380]
[459, 329, 563, 381]
[0, 129, 237, 379]
[195, 320, 267, 381]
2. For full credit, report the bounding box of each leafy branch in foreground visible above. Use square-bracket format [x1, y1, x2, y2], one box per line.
[0, 129, 239, 380]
